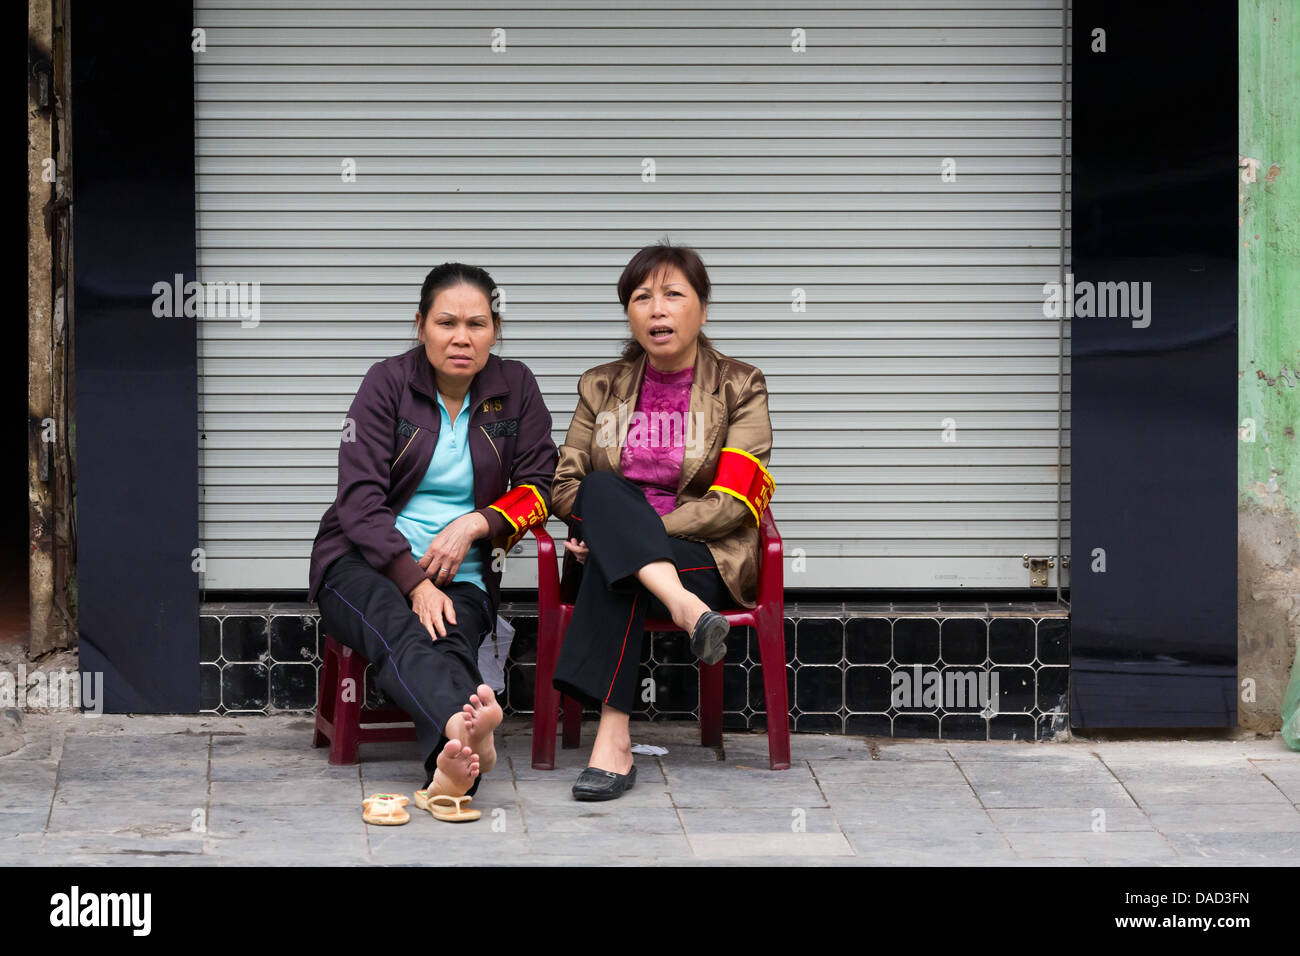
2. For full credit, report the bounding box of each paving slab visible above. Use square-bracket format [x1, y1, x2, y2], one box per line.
[986, 806, 1153, 832]
[0, 775, 58, 812]
[1141, 802, 1300, 833]
[365, 807, 532, 864]
[1119, 778, 1293, 807]
[506, 747, 611, 781]
[971, 782, 1137, 809]
[1249, 760, 1300, 803]
[525, 804, 683, 836]
[205, 800, 366, 856]
[723, 732, 872, 759]
[1166, 831, 1300, 861]
[209, 777, 361, 807]
[1001, 830, 1178, 860]
[37, 833, 206, 857]
[832, 806, 998, 834]
[526, 829, 694, 858]
[866, 741, 959, 761]
[956, 759, 1117, 789]
[677, 806, 840, 835]
[820, 781, 983, 810]
[0, 809, 51, 838]
[941, 743, 1100, 762]
[57, 734, 209, 780]
[664, 763, 829, 808]
[513, 779, 676, 809]
[689, 832, 855, 858]
[843, 828, 1017, 864]
[52, 777, 208, 809]
[47, 800, 202, 836]
[807, 757, 967, 786]
[2, 713, 1298, 865]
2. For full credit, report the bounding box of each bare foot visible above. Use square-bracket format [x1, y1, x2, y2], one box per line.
[460, 684, 503, 774]
[430, 738, 480, 797]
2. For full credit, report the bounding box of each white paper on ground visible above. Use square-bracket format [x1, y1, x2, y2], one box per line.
[630, 744, 669, 756]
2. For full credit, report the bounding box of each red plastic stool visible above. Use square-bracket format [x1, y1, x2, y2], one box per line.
[312, 634, 416, 764]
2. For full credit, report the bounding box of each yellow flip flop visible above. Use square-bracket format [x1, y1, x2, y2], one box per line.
[424, 793, 481, 823]
[362, 793, 411, 826]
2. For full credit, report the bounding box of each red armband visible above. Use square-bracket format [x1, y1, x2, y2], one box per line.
[489, 484, 548, 550]
[708, 447, 774, 525]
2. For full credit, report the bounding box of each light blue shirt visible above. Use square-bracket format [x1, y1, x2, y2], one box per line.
[394, 392, 486, 593]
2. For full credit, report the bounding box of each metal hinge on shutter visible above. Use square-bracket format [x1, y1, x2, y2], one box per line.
[1022, 554, 1070, 587]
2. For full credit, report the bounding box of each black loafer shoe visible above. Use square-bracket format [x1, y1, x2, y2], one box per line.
[571, 764, 637, 801]
[690, 610, 730, 665]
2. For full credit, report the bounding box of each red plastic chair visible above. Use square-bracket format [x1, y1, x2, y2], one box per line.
[530, 511, 790, 771]
[310, 526, 569, 764]
[312, 635, 416, 764]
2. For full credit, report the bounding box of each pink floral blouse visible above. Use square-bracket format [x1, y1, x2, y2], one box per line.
[619, 363, 694, 516]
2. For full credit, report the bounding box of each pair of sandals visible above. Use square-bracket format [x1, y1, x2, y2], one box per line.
[361, 790, 480, 825]
[365, 614, 727, 816]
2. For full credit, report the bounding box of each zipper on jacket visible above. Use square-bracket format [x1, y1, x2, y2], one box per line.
[391, 428, 419, 469]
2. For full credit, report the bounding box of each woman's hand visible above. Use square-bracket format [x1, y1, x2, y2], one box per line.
[565, 538, 589, 564]
[418, 512, 490, 587]
[408, 579, 458, 640]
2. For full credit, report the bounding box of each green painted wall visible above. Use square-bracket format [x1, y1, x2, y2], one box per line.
[1240, 1, 1300, 508]
[1238, 0, 1300, 734]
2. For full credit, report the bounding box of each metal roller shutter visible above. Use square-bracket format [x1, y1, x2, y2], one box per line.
[193, 0, 1071, 592]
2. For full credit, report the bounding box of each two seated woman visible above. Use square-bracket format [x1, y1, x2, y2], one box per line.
[309, 242, 773, 808]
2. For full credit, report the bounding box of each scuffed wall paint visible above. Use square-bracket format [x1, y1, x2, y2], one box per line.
[1239, 1, 1300, 732]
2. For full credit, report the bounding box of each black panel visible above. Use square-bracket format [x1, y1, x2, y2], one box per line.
[1069, 1, 1237, 726]
[200, 604, 1064, 736]
[71, 1, 198, 711]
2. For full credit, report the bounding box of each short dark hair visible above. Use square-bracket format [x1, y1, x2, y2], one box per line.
[616, 239, 714, 360]
[415, 262, 502, 339]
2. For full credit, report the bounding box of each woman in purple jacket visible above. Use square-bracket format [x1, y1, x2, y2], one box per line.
[309, 263, 557, 808]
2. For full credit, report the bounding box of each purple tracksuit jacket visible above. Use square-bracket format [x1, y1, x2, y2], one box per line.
[307, 345, 558, 617]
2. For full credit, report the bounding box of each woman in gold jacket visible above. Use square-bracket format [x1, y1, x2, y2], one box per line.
[550, 240, 774, 801]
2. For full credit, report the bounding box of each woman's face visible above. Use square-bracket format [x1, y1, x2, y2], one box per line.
[417, 283, 497, 392]
[626, 264, 707, 372]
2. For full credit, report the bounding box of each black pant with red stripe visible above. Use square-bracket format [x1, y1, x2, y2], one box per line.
[552, 471, 733, 714]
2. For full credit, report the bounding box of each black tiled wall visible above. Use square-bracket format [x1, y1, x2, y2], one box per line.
[200, 603, 1070, 741]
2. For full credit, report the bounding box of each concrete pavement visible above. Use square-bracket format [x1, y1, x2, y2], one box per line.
[1, 713, 1297, 865]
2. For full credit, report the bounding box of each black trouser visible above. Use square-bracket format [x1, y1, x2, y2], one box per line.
[552, 471, 733, 715]
[316, 548, 492, 794]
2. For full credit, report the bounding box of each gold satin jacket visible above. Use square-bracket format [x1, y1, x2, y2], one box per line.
[551, 344, 773, 609]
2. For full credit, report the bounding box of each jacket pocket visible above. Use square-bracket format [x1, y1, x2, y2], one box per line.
[481, 417, 519, 439]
